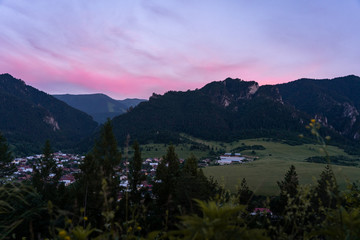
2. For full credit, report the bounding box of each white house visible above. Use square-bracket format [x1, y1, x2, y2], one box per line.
[217, 153, 245, 165]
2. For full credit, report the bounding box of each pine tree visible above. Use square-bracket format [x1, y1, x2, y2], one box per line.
[152, 145, 181, 230]
[238, 178, 253, 205]
[183, 154, 198, 176]
[92, 120, 121, 189]
[128, 140, 145, 204]
[32, 140, 62, 202]
[313, 165, 338, 209]
[153, 145, 180, 206]
[175, 154, 219, 214]
[0, 133, 16, 182]
[278, 165, 298, 198]
[274, 165, 299, 214]
[76, 120, 121, 227]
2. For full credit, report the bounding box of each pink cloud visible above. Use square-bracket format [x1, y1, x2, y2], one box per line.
[1, 0, 360, 100]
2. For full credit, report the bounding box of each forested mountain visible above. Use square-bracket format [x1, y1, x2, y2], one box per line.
[110, 78, 307, 144]
[53, 94, 146, 123]
[277, 75, 360, 141]
[110, 76, 360, 148]
[0, 73, 98, 154]
[2, 73, 360, 154]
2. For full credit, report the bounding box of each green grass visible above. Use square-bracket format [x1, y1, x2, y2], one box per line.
[139, 135, 355, 162]
[137, 143, 210, 160]
[231, 139, 352, 162]
[135, 136, 360, 196]
[204, 159, 360, 196]
[201, 139, 360, 196]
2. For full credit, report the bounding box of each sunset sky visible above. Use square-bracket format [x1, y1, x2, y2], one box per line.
[1, 0, 359, 99]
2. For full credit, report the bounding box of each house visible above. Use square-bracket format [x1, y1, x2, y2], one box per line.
[217, 153, 245, 165]
[250, 208, 272, 216]
[19, 166, 33, 173]
[120, 180, 129, 187]
[60, 174, 75, 186]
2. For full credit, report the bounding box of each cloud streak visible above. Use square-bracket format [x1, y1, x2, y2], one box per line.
[0, 0, 360, 99]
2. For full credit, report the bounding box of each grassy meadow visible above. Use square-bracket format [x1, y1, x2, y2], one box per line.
[206, 139, 360, 196]
[133, 136, 360, 196]
[204, 159, 360, 196]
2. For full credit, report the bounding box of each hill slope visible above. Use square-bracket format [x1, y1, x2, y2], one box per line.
[110, 76, 360, 150]
[0, 73, 98, 154]
[53, 94, 146, 123]
[277, 75, 360, 140]
[111, 78, 310, 145]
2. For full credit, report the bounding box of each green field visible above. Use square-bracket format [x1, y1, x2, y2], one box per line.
[131, 143, 210, 160]
[202, 139, 360, 196]
[204, 160, 360, 196]
[136, 137, 360, 196]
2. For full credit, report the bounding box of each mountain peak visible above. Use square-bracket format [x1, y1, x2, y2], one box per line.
[0, 74, 98, 154]
[200, 78, 259, 107]
[0, 73, 25, 86]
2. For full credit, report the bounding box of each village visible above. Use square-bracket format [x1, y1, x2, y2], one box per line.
[11, 152, 163, 189]
[10, 151, 255, 189]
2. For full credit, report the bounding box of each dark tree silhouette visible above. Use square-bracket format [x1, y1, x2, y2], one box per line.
[32, 140, 62, 202]
[313, 165, 339, 209]
[0, 133, 16, 182]
[128, 140, 146, 204]
[238, 178, 253, 205]
[76, 120, 121, 228]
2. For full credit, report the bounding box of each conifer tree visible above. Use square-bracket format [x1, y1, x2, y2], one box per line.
[313, 165, 338, 209]
[76, 120, 121, 227]
[278, 165, 298, 198]
[183, 154, 198, 176]
[92, 120, 121, 188]
[238, 178, 253, 205]
[32, 140, 62, 201]
[153, 145, 180, 206]
[0, 133, 16, 182]
[128, 140, 145, 204]
[175, 154, 219, 214]
[274, 165, 299, 214]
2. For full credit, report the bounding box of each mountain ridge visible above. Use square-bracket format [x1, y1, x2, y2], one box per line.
[53, 93, 146, 123]
[0, 73, 98, 154]
[2, 73, 360, 155]
[108, 75, 360, 152]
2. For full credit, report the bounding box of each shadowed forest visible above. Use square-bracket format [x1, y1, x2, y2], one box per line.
[0, 120, 360, 239]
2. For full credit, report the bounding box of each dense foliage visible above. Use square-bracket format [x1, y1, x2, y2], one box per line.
[278, 75, 360, 140]
[0, 132, 16, 182]
[0, 73, 98, 155]
[110, 76, 360, 153]
[1, 120, 360, 239]
[112, 81, 307, 144]
[32, 140, 63, 203]
[3, 74, 360, 156]
[305, 155, 359, 166]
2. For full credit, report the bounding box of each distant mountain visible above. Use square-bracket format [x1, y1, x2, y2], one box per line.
[120, 98, 146, 109]
[109, 76, 360, 151]
[53, 94, 146, 123]
[0, 73, 98, 155]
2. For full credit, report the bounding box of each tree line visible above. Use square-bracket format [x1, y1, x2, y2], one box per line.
[0, 121, 360, 239]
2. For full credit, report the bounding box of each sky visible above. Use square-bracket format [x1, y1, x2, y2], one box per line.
[0, 1, 360, 99]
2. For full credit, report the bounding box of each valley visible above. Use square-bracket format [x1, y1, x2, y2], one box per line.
[134, 136, 360, 195]
[2, 73, 360, 197]
[2, 73, 360, 238]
